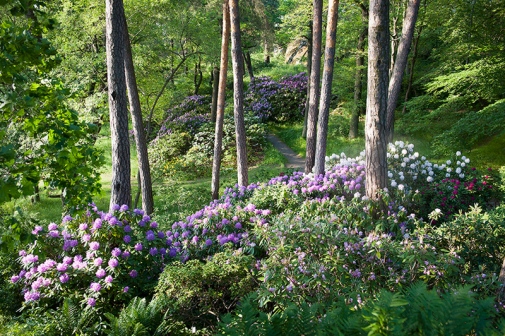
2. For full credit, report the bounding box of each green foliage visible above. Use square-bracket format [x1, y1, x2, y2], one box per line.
[155, 250, 258, 333]
[435, 204, 505, 279]
[0, 0, 103, 210]
[432, 99, 505, 154]
[219, 283, 501, 335]
[105, 297, 167, 336]
[148, 131, 192, 178]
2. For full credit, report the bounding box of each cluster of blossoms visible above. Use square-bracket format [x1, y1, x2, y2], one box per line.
[12, 205, 175, 307]
[245, 73, 307, 122]
[155, 95, 211, 139]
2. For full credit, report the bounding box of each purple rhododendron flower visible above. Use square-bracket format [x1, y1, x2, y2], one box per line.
[57, 263, 68, 272]
[11, 275, 20, 283]
[82, 234, 91, 242]
[105, 275, 113, 283]
[19, 250, 27, 257]
[108, 258, 119, 268]
[90, 282, 101, 292]
[111, 248, 121, 257]
[123, 286, 129, 293]
[124, 225, 132, 233]
[135, 243, 143, 251]
[150, 221, 158, 228]
[109, 217, 119, 226]
[96, 269, 106, 278]
[123, 235, 131, 243]
[122, 251, 130, 258]
[48, 223, 58, 231]
[32, 225, 43, 235]
[120, 204, 129, 212]
[149, 247, 158, 256]
[79, 223, 88, 231]
[112, 204, 120, 211]
[93, 219, 102, 230]
[88, 298, 96, 307]
[94, 257, 103, 267]
[89, 241, 100, 250]
[60, 273, 69, 283]
[129, 270, 138, 278]
[62, 215, 72, 223]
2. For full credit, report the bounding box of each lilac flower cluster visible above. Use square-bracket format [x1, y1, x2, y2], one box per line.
[12, 205, 175, 308]
[245, 73, 308, 122]
[155, 95, 211, 141]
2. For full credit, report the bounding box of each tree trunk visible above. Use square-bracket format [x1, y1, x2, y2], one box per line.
[304, 0, 323, 174]
[314, 0, 340, 176]
[263, 37, 270, 63]
[365, 0, 389, 201]
[106, 0, 131, 209]
[194, 57, 203, 95]
[229, 0, 248, 187]
[349, 25, 367, 139]
[122, 13, 154, 215]
[211, 0, 231, 200]
[402, 25, 423, 114]
[302, 21, 313, 139]
[243, 50, 254, 82]
[211, 66, 220, 123]
[386, 0, 421, 142]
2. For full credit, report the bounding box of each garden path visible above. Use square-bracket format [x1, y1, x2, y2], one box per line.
[266, 134, 305, 170]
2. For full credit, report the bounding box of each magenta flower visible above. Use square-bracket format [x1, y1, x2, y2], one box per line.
[105, 275, 113, 283]
[111, 248, 121, 257]
[123, 286, 130, 293]
[79, 223, 88, 231]
[89, 241, 100, 250]
[129, 270, 138, 278]
[90, 282, 101, 292]
[134, 243, 143, 251]
[94, 257, 103, 267]
[96, 269, 106, 278]
[48, 223, 58, 231]
[87, 298, 96, 307]
[11, 275, 20, 283]
[60, 273, 69, 283]
[119, 204, 129, 212]
[108, 258, 119, 268]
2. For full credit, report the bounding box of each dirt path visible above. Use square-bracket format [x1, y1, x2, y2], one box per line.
[266, 134, 305, 170]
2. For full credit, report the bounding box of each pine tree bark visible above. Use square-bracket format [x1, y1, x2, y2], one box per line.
[243, 50, 254, 82]
[211, 0, 231, 200]
[229, 0, 248, 186]
[122, 13, 154, 215]
[349, 4, 368, 139]
[106, 0, 131, 209]
[302, 21, 313, 139]
[304, 0, 323, 174]
[314, 0, 340, 176]
[211, 66, 220, 123]
[402, 25, 422, 114]
[386, 0, 421, 142]
[365, 0, 389, 201]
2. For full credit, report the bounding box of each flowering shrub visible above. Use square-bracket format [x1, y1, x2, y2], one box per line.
[157, 95, 211, 138]
[11, 205, 175, 310]
[245, 73, 307, 122]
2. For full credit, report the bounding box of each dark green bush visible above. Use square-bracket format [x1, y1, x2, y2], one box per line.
[155, 250, 258, 333]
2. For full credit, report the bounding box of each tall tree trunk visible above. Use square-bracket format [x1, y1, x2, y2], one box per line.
[243, 50, 254, 82]
[304, 0, 323, 174]
[106, 0, 131, 209]
[386, 0, 421, 142]
[314, 0, 340, 176]
[263, 37, 270, 63]
[402, 24, 423, 114]
[349, 25, 367, 139]
[211, 66, 220, 123]
[229, 0, 248, 186]
[194, 57, 203, 95]
[302, 21, 313, 139]
[211, 0, 231, 200]
[122, 13, 154, 215]
[365, 0, 389, 201]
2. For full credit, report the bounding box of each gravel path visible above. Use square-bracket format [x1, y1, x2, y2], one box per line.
[266, 134, 305, 170]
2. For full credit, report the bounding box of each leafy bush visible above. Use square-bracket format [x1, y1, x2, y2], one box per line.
[245, 73, 307, 122]
[155, 250, 258, 333]
[432, 99, 505, 154]
[148, 131, 192, 178]
[11, 205, 175, 312]
[157, 95, 211, 137]
[219, 283, 502, 335]
[435, 204, 505, 279]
